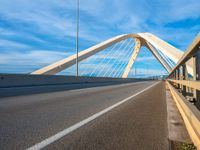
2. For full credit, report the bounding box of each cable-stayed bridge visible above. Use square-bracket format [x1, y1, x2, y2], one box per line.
[0, 32, 200, 150]
[31, 32, 192, 77]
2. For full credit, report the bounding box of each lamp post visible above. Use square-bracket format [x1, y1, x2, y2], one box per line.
[76, 0, 79, 77]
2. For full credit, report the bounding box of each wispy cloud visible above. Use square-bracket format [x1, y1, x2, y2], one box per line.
[0, 50, 71, 73]
[0, 39, 29, 49]
[0, 50, 70, 64]
[0, 0, 199, 76]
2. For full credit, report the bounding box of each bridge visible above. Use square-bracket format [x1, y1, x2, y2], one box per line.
[0, 32, 200, 150]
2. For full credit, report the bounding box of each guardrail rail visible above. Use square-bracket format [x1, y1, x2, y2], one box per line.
[167, 33, 200, 149]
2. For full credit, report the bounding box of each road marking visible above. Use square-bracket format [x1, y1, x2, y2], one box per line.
[27, 81, 160, 150]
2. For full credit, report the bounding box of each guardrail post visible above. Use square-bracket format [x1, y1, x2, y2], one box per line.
[173, 71, 176, 87]
[177, 68, 180, 89]
[193, 56, 197, 103]
[182, 64, 187, 96]
[185, 64, 189, 94]
[173, 72, 175, 79]
[175, 69, 179, 88]
[195, 50, 200, 110]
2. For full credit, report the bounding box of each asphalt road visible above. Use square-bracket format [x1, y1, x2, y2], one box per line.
[0, 81, 168, 150]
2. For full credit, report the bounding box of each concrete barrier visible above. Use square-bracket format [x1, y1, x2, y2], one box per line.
[0, 74, 151, 98]
[0, 73, 146, 88]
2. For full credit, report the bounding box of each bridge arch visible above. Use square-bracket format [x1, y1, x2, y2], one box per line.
[31, 32, 192, 77]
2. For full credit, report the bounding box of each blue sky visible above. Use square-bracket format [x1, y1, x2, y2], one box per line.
[0, 0, 199, 77]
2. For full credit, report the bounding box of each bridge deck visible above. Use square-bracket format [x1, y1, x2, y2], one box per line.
[47, 81, 168, 150]
[0, 81, 168, 149]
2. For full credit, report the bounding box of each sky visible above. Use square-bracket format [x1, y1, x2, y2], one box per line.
[0, 0, 199, 77]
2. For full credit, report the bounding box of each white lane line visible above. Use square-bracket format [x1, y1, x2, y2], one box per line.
[26, 81, 160, 150]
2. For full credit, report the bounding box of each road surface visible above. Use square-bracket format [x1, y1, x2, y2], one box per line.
[0, 81, 168, 150]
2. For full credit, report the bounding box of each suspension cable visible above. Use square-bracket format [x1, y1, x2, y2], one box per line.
[79, 42, 119, 76]
[106, 39, 133, 77]
[114, 41, 135, 77]
[114, 41, 136, 77]
[96, 39, 129, 77]
[107, 39, 133, 77]
[88, 41, 121, 77]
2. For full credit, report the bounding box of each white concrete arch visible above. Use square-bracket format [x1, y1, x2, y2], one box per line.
[31, 32, 192, 77]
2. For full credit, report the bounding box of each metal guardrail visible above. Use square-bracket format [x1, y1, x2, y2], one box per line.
[168, 32, 200, 110]
[168, 79, 200, 91]
[166, 82, 200, 149]
[167, 33, 200, 149]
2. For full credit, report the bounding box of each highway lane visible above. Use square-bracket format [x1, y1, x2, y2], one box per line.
[0, 81, 167, 150]
[46, 81, 168, 150]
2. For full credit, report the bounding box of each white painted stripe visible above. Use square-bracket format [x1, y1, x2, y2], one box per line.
[27, 81, 160, 150]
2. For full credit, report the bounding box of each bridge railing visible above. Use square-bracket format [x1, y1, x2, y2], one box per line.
[167, 32, 200, 109]
[166, 33, 200, 148]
